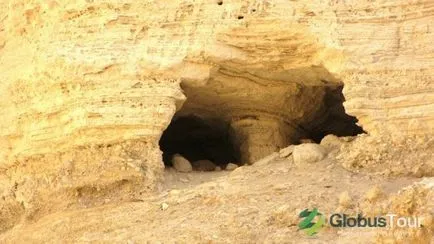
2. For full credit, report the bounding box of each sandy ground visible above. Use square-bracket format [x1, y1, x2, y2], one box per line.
[2, 152, 431, 243]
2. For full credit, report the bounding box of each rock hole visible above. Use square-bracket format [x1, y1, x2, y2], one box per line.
[297, 84, 365, 143]
[217, 1, 223, 5]
[159, 115, 242, 170]
[237, 16, 244, 20]
[159, 66, 364, 166]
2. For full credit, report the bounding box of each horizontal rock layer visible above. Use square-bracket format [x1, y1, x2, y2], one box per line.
[0, 0, 433, 231]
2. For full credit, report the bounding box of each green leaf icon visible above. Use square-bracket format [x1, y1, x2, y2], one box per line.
[298, 208, 325, 236]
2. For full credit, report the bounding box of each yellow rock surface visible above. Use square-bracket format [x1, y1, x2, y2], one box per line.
[0, 0, 433, 240]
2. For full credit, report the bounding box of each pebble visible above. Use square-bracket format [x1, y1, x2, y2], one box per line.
[160, 202, 169, 211]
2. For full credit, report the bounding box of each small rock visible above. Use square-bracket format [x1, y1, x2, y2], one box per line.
[191, 159, 216, 171]
[339, 191, 352, 208]
[172, 154, 192, 173]
[253, 152, 279, 166]
[420, 214, 433, 228]
[279, 145, 294, 158]
[160, 202, 169, 211]
[320, 134, 343, 151]
[226, 163, 238, 171]
[215, 166, 222, 171]
[293, 143, 327, 166]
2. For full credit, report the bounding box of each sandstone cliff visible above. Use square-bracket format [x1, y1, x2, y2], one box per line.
[0, 0, 433, 241]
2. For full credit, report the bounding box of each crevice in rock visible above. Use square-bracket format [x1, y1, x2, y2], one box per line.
[296, 85, 365, 143]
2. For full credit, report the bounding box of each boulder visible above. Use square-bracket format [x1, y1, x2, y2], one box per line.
[292, 143, 327, 165]
[320, 134, 343, 151]
[191, 159, 216, 171]
[171, 154, 193, 173]
[225, 163, 239, 171]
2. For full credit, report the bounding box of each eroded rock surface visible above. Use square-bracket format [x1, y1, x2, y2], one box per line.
[0, 0, 433, 239]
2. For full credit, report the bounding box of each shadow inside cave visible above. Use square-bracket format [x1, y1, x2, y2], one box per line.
[159, 115, 241, 167]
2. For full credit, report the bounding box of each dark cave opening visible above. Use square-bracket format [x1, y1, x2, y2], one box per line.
[159, 115, 241, 168]
[299, 85, 365, 143]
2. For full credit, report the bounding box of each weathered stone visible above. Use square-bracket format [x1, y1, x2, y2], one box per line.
[160, 203, 169, 211]
[0, 0, 432, 234]
[225, 163, 239, 171]
[172, 154, 193, 173]
[293, 144, 327, 165]
[320, 135, 343, 151]
[191, 160, 216, 172]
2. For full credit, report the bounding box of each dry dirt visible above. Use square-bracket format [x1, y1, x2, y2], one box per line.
[1, 138, 433, 243]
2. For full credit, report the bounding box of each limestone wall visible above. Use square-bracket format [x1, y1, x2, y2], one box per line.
[0, 0, 432, 230]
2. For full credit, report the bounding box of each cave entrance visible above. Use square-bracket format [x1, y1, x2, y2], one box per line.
[159, 115, 241, 170]
[159, 65, 364, 166]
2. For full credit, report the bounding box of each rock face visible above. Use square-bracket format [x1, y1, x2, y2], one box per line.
[293, 143, 327, 165]
[0, 0, 433, 232]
